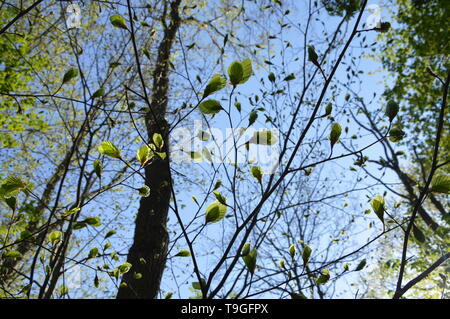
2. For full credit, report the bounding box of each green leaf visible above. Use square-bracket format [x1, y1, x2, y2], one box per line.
[84, 217, 101, 227]
[192, 279, 206, 291]
[302, 245, 312, 265]
[105, 230, 116, 239]
[290, 292, 307, 299]
[94, 274, 99, 288]
[205, 201, 227, 224]
[98, 141, 121, 159]
[0, 176, 30, 198]
[283, 73, 296, 81]
[248, 110, 258, 126]
[110, 14, 128, 29]
[385, 100, 399, 122]
[241, 243, 251, 256]
[324, 103, 332, 117]
[199, 99, 222, 115]
[62, 67, 78, 84]
[249, 130, 277, 145]
[203, 74, 227, 98]
[88, 247, 99, 259]
[93, 160, 102, 178]
[316, 269, 330, 285]
[242, 249, 258, 274]
[268, 72, 276, 83]
[3, 250, 22, 258]
[138, 185, 151, 197]
[118, 262, 132, 274]
[251, 166, 263, 183]
[59, 285, 69, 296]
[64, 207, 80, 217]
[307, 45, 319, 64]
[430, 173, 450, 194]
[153, 133, 164, 149]
[370, 195, 385, 225]
[48, 231, 62, 245]
[212, 190, 227, 205]
[4, 197, 16, 212]
[73, 222, 87, 230]
[165, 292, 173, 299]
[239, 58, 253, 84]
[174, 250, 191, 257]
[92, 88, 105, 99]
[355, 259, 367, 271]
[289, 244, 296, 258]
[134, 273, 142, 279]
[279, 259, 286, 269]
[389, 127, 405, 143]
[228, 61, 244, 86]
[329, 123, 342, 148]
[412, 224, 426, 243]
[136, 145, 153, 166]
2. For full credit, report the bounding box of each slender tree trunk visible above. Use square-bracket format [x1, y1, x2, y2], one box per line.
[116, 0, 181, 299]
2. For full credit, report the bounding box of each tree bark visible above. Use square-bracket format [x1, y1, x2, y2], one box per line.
[116, 0, 181, 299]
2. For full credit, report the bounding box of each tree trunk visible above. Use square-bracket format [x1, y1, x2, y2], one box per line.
[116, 0, 181, 299]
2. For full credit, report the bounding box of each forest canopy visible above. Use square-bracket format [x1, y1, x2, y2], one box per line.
[0, 0, 448, 300]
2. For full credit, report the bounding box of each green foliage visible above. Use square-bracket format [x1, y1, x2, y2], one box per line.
[302, 245, 312, 265]
[48, 231, 62, 245]
[430, 173, 450, 194]
[199, 99, 222, 115]
[205, 201, 227, 224]
[355, 258, 367, 271]
[203, 74, 227, 98]
[242, 247, 258, 274]
[62, 67, 78, 85]
[329, 123, 342, 149]
[174, 250, 191, 257]
[370, 195, 385, 225]
[385, 100, 399, 122]
[110, 14, 128, 30]
[250, 166, 263, 184]
[98, 141, 121, 159]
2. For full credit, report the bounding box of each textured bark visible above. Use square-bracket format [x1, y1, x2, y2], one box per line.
[116, 0, 181, 299]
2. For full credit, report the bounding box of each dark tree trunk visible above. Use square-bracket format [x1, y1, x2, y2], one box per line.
[116, 0, 181, 299]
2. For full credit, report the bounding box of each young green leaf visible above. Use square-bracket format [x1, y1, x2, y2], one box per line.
[289, 244, 296, 258]
[205, 201, 227, 224]
[290, 292, 308, 299]
[0, 176, 30, 198]
[248, 110, 258, 126]
[241, 243, 251, 257]
[136, 145, 153, 166]
[239, 58, 253, 84]
[203, 74, 227, 98]
[93, 159, 102, 178]
[242, 249, 258, 274]
[118, 262, 132, 274]
[92, 88, 105, 99]
[370, 195, 385, 225]
[84, 217, 101, 227]
[153, 133, 164, 149]
[105, 230, 116, 239]
[199, 99, 222, 115]
[307, 45, 319, 66]
[412, 224, 426, 243]
[138, 185, 151, 197]
[62, 67, 78, 84]
[192, 278, 206, 290]
[329, 123, 342, 148]
[248, 130, 277, 145]
[268, 72, 276, 83]
[389, 127, 405, 142]
[98, 141, 121, 159]
[228, 61, 244, 86]
[174, 250, 191, 257]
[3, 250, 22, 259]
[316, 269, 330, 285]
[48, 231, 62, 245]
[88, 247, 99, 259]
[251, 166, 263, 184]
[385, 100, 399, 122]
[355, 259, 367, 271]
[302, 245, 312, 265]
[110, 14, 128, 30]
[430, 173, 450, 194]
